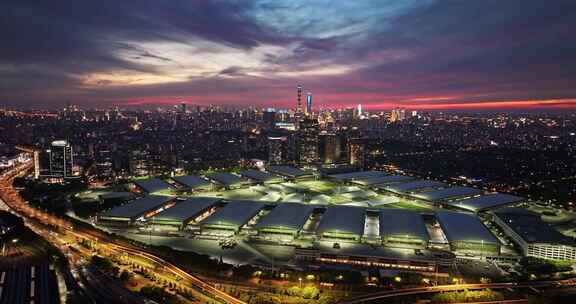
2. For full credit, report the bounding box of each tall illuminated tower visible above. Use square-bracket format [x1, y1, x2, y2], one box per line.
[306, 92, 313, 115]
[298, 118, 319, 164]
[296, 85, 303, 113]
[42, 140, 75, 178]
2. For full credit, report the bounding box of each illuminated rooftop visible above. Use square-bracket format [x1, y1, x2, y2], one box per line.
[255, 203, 315, 232]
[101, 195, 175, 220]
[206, 172, 244, 186]
[379, 208, 429, 241]
[268, 165, 311, 178]
[327, 171, 387, 182]
[352, 175, 414, 186]
[201, 200, 266, 228]
[413, 186, 482, 202]
[436, 211, 498, 245]
[446, 193, 524, 212]
[239, 169, 281, 183]
[495, 208, 576, 246]
[171, 175, 210, 189]
[383, 180, 446, 194]
[153, 197, 221, 225]
[317, 206, 366, 237]
[134, 178, 172, 193]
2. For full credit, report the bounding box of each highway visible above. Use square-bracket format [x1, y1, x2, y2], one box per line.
[0, 161, 247, 304]
[336, 280, 574, 304]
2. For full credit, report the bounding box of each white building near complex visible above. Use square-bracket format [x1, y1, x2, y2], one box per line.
[493, 208, 576, 261]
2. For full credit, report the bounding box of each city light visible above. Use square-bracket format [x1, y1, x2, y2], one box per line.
[1, 2, 576, 302]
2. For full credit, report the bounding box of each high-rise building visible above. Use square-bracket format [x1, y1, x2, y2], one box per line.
[398, 108, 406, 121]
[41, 140, 75, 178]
[94, 144, 114, 178]
[179, 102, 187, 114]
[390, 108, 406, 123]
[298, 118, 320, 165]
[390, 109, 398, 122]
[33, 150, 40, 179]
[320, 132, 341, 164]
[296, 85, 303, 114]
[306, 92, 313, 115]
[268, 135, 288, 164]
[348, 138, 366, 169]
[263, 108, 276, 128]
[129, 149, 166, 177]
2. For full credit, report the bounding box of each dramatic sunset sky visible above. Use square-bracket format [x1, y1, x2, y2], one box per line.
[1, 0, 576, 110]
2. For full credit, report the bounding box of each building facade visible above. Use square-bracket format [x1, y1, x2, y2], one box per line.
[297, 118, 320, 165]
[40, 140, 75, 179]
[493, 209, 576, 261]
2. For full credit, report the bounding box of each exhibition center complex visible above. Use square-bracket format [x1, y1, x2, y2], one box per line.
[95, 166, 575, 271]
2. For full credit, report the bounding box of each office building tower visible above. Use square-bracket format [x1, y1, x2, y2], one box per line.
[41, 140, 74, 178]
[179, 102, 187, 114]
[306, 92, 313, 115]
[298, 118, 320, 165]
[398, 108, 406, 121]
[297, 85, 303, 114]
[390, 108, 406, 123]
[263, 108, 276, 128]
[33, 150, 40, 179]
[94, 144, 114, 178]
[390, 109, 398, 122]
[320, 133, 341, 164]
[268, 135, 288, 164]
[348, 138, 366, 169]
[129, 149, 166, 177]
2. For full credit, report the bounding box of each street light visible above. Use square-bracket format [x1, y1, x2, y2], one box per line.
[299, 277, 302, 288]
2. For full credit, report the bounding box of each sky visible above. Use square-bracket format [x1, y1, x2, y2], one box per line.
[1, 0, 576, 110]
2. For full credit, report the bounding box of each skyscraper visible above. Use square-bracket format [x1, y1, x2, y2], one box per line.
[398, 108, 406, 121]
[263, 108, 276, 128]
[306, 92, 313, 115]
[354, 104, 363, 119]
[390, 109, 398, 122]
[298, 118, 320, 165]
[267, 135, 287, 164]
[390, 108, 406, 122]
[179, 102, 187, 114]
[296, 84, 303, 114]
[348, 138, 366, 170]
[41, 140, 75, 178]
[320, 132, 341, 164]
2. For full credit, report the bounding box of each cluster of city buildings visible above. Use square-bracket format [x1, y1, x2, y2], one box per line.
[16, 85, 426, 182]
[2, 88, 574, 269]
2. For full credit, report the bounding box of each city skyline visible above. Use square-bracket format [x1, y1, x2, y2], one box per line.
[1, 0, 576, 110]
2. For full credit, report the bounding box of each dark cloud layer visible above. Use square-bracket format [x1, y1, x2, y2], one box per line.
[1, 0, 575, 109]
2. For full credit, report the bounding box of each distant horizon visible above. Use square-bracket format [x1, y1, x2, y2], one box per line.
[3, 99, 576, 114]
